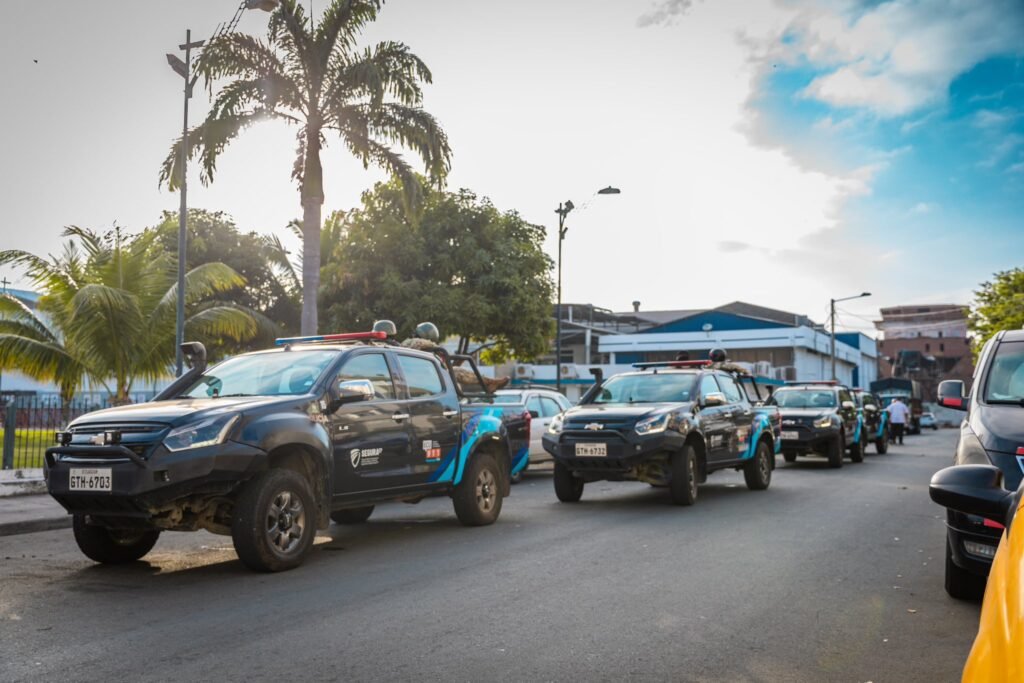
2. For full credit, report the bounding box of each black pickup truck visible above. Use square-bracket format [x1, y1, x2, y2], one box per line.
[541, 358, 781, 506]
[46, 332, 515, 572]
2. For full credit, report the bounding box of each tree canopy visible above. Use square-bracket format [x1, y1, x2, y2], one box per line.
[971, 268, 1024, 352]
[160, 0, 451, 335]
[321, 179, 555, 360]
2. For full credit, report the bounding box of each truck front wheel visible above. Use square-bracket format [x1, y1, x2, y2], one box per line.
[453, 451, 503, 526]
[743, 440, 772, 491]
[669, 445, 698, 506]
[553, 461, 584, 502]
[72, 515, 160, 564]
[232, 469, 317, 572]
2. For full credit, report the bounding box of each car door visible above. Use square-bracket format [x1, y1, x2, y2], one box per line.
[716, 373, 752, 460]
[525, 395, 545, 455]
[329, 351, 413, 496]
[393, 351, 460, 487]
[698, 374, 732, 462]
[838, 388, 858, 445]
[535, 396, 564, 455]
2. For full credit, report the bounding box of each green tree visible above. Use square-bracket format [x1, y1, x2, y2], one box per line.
[0, 227, 260, 403]
[159, 0, 451, 336]
[971, 268, 1024, 352]
[153, 209, 300, 335]
[321, 179, 555, 360]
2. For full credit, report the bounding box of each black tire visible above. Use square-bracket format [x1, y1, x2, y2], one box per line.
[826, 434, 844, 468]
[330, 506, 374, 524]
[453, 451, 504, 526]
[743, 439, 772, 491]
[231, 469, 317, 572]
[875, 437, 888, 455]
[669, 445, 698, 506]
[945, 539, 986, 601]
[72, 515, 160, 564]
[848, 435, 864, 463]
[553, 461, 584, 502]
[783, 451, 797, 463]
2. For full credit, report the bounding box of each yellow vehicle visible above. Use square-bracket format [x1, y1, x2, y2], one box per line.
[930, 464, 1024, 680]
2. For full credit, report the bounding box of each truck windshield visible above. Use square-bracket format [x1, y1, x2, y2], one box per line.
[770, 389, 837, 408]
[985, 341, 1024, 404]
[179, 350, 339, 398]
[591, 373, 697, 404]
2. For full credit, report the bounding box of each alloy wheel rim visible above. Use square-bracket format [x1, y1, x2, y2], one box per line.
[476, 468, 496, 512]
[759, 449, 771, 481]
[688, 454, 697, 497]
[265, 490, 306, 555]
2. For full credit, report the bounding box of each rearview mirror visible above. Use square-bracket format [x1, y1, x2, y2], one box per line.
[328, 379, 374, 411]
[938, 380, 967, 411]
[528, 410, 540, 419]
[929, 465, 1012, 524]
[702, 392, 727, 408]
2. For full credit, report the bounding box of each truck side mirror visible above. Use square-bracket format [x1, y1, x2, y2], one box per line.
[938, 380, 967, 411]
[929, 465, 1012, 524]
[702, 392, 727, 408]
[328, 379, 374, 412]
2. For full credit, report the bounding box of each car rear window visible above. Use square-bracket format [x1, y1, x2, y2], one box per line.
[770, 389, 837, 408]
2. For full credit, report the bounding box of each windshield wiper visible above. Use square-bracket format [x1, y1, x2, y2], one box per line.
[987, 398, 1024, 407]
[213, 393, 255, 398]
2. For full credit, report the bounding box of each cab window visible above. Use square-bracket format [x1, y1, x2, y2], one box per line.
[838, 389, 853, 406]
[396, 354, 445, 398]
[540, 397, 563, 417]
[526, 396, 543, 416]
[337, 353, 396, 400]
[717, 374, 744, 403]
[699, 375, 721, 399]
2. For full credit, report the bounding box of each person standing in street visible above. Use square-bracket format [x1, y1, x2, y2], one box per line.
[886, 397, 910, 445]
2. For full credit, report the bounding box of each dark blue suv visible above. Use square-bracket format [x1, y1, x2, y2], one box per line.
[936, 329, 1024, 599]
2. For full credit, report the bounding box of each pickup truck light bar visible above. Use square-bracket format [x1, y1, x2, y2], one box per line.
[274, 331, 388, 346]
[784, 380, 840, 385]
[632, 360, 712, 369]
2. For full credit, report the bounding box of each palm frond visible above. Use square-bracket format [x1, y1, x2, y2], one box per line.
[160, 111, 267, 191]
[0, 334, 84, 393]
[0, 294, 56, 342]
[185, 304, 261, 342]
[316, 0, 382, 70]
[326, 40, 430, 108]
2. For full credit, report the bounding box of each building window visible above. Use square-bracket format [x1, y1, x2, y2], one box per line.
[938, 330, 943, 338]
[925, 343, 930, 352]
[940, 343, 945, 352]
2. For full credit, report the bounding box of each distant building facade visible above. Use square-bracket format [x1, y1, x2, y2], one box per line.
[874, 304, 974, 399]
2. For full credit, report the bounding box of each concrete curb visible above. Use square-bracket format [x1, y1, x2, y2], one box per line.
[0, 515, 72, 537]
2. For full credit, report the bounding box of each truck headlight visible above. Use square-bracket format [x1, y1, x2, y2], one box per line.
[636, 413, 670, 435]
[813, 415, 833, 428]
[163, 414, 239, 452]
[548, 414, 565, 435]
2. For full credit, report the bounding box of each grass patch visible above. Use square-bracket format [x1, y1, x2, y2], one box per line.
[0, 428, 52, 469]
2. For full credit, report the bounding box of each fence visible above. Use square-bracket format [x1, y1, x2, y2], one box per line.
[1, 394, 153, 470]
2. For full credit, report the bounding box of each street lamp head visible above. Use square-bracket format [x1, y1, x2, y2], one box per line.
[597, 186, 621, 195]
[564, 200, 575, 212]
[861, 292, 872, 297]
[246, 0, 280, 11]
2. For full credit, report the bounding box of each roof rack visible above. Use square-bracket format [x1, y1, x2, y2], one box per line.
[632, 360, 712, 369]
[784, 380, 840, 386]
[274, 331, 388, 346]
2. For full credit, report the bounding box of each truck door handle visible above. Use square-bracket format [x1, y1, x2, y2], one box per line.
[392, 413, 410, 422]
[442, 410, 458, 418]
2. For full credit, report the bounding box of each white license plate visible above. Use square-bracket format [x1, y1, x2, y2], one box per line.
[69, 468, 112, 492]
[780, 431, 799, 440]
[575, 443, 607, 457]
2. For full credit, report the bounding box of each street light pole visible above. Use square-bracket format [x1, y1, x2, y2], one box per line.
[553, 187, 620, 393]
[830, 292, 872, 381]
[0, 277, 8, 401]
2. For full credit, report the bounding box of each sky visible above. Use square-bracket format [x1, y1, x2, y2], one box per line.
[0, 0, 1022, 337]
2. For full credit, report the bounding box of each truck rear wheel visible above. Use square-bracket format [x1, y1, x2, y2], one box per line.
[848, 435, 864, 463]
[783, 451, 797, 463]
[453, 451, 503, 526]
[945, 539, 986, 601]
[331, 506, 374, 524]
[875, 437, 889, 454]
[743, 440, 772, 491]
[669, 445, 698, 506]
[72, 515, 160, 564]
[553, 461, 584, 502]
[232, 469, 317, 572]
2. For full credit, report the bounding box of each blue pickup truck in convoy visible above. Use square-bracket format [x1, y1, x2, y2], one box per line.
[46, 330, 521, 572]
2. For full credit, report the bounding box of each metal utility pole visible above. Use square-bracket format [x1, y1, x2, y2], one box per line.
[0, 277, 8, 400]
[167, 31, 205, 377]
[552, 187, 620, 393]
[830, 292, 872, 381]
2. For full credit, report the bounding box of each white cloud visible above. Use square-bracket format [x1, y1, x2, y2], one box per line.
[909, 202, 936, 215]
[637, 0, 701, 27]
[772, 0, 1024, 117]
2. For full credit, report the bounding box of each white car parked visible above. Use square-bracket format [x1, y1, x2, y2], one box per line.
[491, 388, 573, 465]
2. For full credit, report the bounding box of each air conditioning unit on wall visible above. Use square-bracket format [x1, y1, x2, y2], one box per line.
[560, 365, 579, 379]
[515, 365, 534, 379]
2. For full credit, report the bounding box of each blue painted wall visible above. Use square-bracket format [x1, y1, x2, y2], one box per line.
[645, 311, 791, 334]
[835, 332, 863, 350]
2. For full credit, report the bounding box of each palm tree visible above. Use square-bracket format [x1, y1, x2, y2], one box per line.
[160, 0, 451, 335]
[0, 227, 262, 404]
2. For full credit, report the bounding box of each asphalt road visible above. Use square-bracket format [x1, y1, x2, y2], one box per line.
[0, 429, 979, 682]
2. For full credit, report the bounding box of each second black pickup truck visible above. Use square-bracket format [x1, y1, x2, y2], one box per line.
[542, 358, 781, 506]
[46, 330, 516, 572]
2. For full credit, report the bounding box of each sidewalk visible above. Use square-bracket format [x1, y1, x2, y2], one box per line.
[0, 493, 71, 537]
